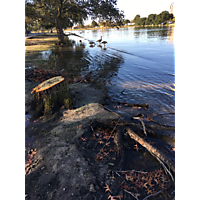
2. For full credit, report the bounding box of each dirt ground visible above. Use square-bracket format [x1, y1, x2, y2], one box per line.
[25, 35, 175, 199]
[25, 80, 175, 200]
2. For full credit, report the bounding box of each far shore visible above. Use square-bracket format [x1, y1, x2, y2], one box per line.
[29, 23, 175, 35]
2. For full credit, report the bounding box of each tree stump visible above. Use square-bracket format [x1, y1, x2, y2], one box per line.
[31, 76, 73, 118]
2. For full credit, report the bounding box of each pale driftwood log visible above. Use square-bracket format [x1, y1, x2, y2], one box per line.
[126, 128, 175, 174]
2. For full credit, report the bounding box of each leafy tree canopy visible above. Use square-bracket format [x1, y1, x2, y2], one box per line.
[25, 0, 124, 43]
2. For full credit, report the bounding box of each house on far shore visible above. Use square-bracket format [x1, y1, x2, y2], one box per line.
[127, 23, 135, 26]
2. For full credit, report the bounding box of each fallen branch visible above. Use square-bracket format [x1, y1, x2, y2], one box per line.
[115, 172, 140, 200]
[133, 116, 147, 136]
[126, 128, 175, 177]
[116, 169, 148, 174]
[151, 152, 174, 182]
[117, 121, 175, 132]
[143, 190, 161, 200]
[98, 103, 121, 118]
[124, 189, 139, 200]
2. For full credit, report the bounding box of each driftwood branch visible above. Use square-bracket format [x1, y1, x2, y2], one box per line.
[117, 121, 175, 132]
[133, 116, 147, 136]
[126, 128, 175, 176]
[143, 190, 162, 200]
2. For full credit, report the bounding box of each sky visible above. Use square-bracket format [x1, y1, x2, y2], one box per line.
[85, 0, 174, 25]
[117, 0, 174, 19]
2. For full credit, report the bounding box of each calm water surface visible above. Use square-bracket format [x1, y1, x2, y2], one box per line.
[79, 26, 175, 125]
[26, 26, 175, 125]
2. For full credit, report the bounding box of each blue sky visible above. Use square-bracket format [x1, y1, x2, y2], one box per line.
[85, 0, 174, 25]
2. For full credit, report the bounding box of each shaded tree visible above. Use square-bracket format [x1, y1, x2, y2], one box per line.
[26, 0, 124, 44]
[91, 20, 98, 27]
[145, 14, 157, 25]
[133, 14, 140, 22]
[135, 17, 146, 26]
[123, 19, 130, 25]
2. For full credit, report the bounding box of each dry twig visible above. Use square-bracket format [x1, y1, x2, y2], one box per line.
[133, 116, 147, 136]
[116, 169, 148, 174]
[124, 189, 139, 200]
[143, 190, 161, 200]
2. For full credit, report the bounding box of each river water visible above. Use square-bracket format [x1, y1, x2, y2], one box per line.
[26, 26, 175, 126]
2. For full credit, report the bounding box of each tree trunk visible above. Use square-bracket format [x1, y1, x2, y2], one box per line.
[31, 76, 74, 118]
[55, 18, 65, 44]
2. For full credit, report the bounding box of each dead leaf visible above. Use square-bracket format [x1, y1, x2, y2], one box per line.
[76, 125, 82, 129]
[98, 140, 104, 144]
[134, 143, 139, 151]
[80, 137, 87, 141]
[108, 195, 116, 200]
[144, 182, 148, 188]
[125, 174, 130, 181]
[106, 141, 110, 146]
[104, 183, 112, 193]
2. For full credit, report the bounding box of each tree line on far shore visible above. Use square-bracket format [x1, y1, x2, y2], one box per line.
[25, 3, 175, 36]
[129, 11, 174, 26]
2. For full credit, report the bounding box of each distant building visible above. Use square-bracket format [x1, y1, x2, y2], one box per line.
[170, 2, 175, 17]
[127, 23, 135, 26]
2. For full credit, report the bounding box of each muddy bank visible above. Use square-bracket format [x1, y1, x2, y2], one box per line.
[25, 80, 174, 200]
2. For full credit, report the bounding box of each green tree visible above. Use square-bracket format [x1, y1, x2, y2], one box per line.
[91, 20, 98, 27]
[26, 0, 124, 44]
[145, 14, 157, 25]
[135, 17, 146, 26]
[123, 19, 130, 25]
[160, 11, 170, 22]
[133, 14, 140, 22]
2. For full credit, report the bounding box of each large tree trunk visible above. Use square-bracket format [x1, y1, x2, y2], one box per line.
[31, 76, 74, 118]
[55, 18, 65, 44]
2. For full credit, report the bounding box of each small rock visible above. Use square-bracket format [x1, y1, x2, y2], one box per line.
[63, 188, 65, 191]
[89, 184, 96, 193]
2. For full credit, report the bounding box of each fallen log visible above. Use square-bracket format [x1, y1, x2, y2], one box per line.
[126, 128, 175, 179]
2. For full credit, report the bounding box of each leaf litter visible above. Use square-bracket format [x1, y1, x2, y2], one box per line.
[78, 121, 174, 200]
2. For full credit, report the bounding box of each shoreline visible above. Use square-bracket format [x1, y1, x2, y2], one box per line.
[29, 23, 175, 35]
[25, 38, 175, 199]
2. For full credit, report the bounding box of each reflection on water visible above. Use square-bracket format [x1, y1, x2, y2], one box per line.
[25, 26, 175, 125]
